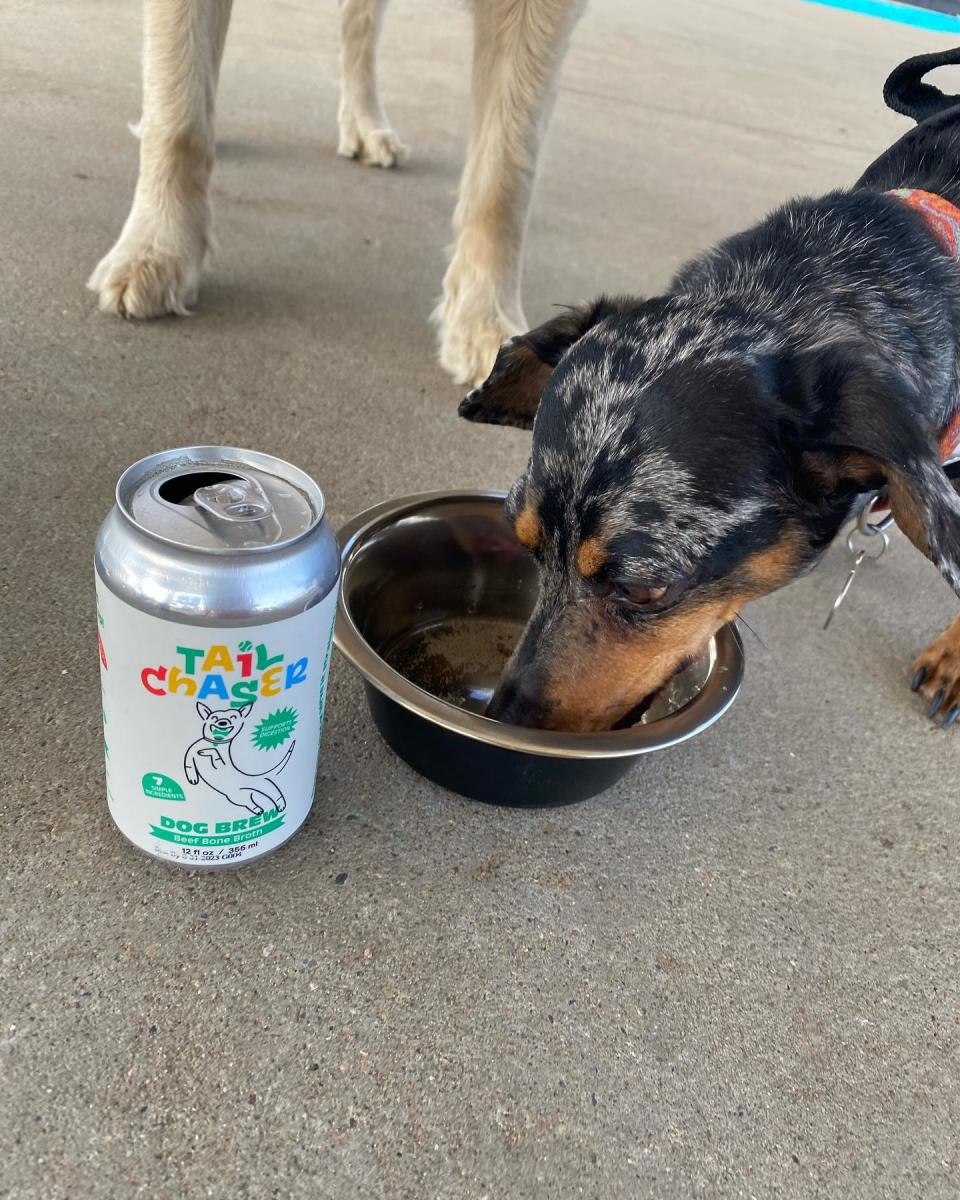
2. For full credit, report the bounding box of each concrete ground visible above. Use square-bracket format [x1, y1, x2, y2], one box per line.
[3, 0, 960, 1196]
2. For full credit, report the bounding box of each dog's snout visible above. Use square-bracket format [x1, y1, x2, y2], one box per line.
[485, 675, 552, 729]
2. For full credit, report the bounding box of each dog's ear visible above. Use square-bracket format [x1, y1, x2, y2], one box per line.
[458, 297, 633, 430]
[793, 343, 960, 592]
[237, 703, 253, 718]
[196, 702, 212, 719]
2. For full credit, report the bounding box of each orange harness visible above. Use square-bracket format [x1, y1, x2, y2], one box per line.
[889, 187, 960, 462]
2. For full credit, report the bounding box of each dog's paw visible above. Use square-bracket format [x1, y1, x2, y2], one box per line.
[438, 315, 516, 389]
[910, 618, 960, 727]
[337, 114, 408, 168]
[434, 265, 523, 387]
[88, 224, 204, 319]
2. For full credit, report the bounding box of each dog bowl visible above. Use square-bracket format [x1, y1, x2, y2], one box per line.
[335, 491, 744, 805]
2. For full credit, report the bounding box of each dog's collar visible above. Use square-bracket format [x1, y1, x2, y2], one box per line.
[941, 408, 960, 465]
[889, 187, 960, 257]
[888, 189, 960, 463]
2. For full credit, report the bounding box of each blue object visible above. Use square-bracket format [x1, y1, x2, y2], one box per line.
[799, 0, 960, 32]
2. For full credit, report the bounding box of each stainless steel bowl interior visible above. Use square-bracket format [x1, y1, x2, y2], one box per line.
[335, 492, 743, 759]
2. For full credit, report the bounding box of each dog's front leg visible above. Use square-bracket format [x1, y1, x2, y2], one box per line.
[435, 0, 585, 386]
[337, 0, 407, 168]
[88, 0, 233, 317]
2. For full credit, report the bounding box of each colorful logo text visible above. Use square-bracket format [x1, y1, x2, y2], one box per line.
[141, 642, 308, 708]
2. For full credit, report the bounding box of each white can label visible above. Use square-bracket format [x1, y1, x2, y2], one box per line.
[95, 575, 338, 866]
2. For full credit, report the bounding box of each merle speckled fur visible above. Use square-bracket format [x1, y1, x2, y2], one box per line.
[460, 49, 960, 731]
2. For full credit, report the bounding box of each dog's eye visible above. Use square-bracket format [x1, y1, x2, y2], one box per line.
[609, 581, 678, 610]
[623, 584, 667, 604]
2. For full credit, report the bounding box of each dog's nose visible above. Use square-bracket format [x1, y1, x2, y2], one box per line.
[485, 676, 552, 729]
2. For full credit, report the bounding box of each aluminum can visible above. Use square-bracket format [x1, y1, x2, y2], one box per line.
[94, 447, 340, 867]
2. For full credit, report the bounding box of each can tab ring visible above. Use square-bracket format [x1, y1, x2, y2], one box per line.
[195, 477, 275, 523]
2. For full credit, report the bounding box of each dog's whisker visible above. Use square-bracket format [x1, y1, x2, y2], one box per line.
[735, 614, 769, 653]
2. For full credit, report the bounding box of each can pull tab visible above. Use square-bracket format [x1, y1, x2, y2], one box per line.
[194, 477, 273, 522]
[193, 477, 283, 545]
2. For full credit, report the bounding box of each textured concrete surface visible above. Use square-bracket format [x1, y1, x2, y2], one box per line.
[3, 1, 960, 1196]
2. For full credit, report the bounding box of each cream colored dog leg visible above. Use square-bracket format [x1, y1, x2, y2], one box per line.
[88, 0, 233, 317]
[437, 0, 585, 387]
[338, 0, 407, 168]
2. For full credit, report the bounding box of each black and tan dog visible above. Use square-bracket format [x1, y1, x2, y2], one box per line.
[461, 48, 960, 733]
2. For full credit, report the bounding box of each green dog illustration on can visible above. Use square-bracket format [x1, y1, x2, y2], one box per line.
[185, 701, 293, 815]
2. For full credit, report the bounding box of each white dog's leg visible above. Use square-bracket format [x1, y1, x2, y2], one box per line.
[88, 0, 233, 318]
[338, 0, 407, 168]
[436, 0, 585, 386]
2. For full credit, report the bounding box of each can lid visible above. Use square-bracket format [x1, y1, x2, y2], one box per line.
[116, 447, 325, 553]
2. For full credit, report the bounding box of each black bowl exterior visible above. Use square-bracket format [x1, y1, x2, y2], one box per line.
[363, 683, 635, 807]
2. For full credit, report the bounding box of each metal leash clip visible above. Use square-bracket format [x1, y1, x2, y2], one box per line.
[822, 496, 893, 631]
